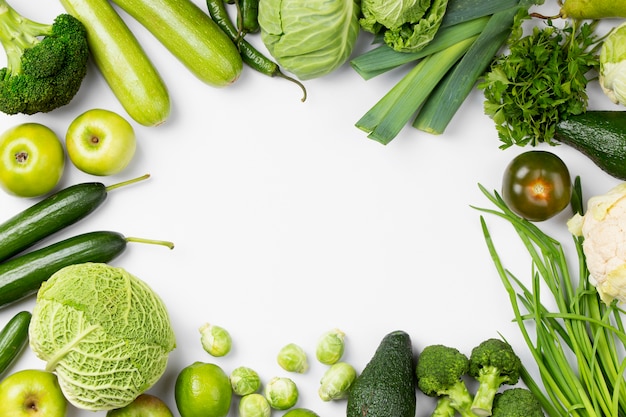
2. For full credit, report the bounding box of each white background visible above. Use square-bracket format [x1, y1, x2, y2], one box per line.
[0, 1, 623, 416]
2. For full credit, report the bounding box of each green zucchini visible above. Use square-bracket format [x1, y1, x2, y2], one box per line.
[0, 175, 150, 264]
[0, 311, 31, 377]
[59, 0, 170, 126]
[0, 231, 174, 309]
[555, 111, 626, 180]
[110, 0, 243, 87]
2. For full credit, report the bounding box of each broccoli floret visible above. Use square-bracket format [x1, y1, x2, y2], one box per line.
[468, 338, 522, 417]
[0, 1, 89, 114]
[416, 344, 479, 417]
[492, 388, 544, 417]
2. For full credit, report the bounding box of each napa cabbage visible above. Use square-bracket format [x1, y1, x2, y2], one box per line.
[28, 263, 176, 411]
[258, 0, 360, 80]
[359, 0, 449, 52]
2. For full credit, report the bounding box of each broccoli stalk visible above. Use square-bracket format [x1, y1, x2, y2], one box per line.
[0, 0, 89, 114]
[416, 344, 479, 417]
[432, 397, 456, 417]
[491, 388, 545, 417]
[468, 339, 522, 417]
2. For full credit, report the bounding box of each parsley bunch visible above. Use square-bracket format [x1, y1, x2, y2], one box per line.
[479, 19, 601, 148]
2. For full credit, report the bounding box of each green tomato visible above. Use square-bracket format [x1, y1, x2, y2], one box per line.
[502, 150, 572, 222]
[0, 123, 65, 198]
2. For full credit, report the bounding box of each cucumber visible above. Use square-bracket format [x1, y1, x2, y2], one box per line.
[111, 0, 243, 87]
[0, 231, 174, 309]
[555, 111, 626, 180]
[59, 0, 170, 126]
[0, 311, 31, 377]
[0, 175, 149, 264]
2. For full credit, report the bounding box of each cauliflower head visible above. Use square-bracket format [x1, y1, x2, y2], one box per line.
[568, 183, 626, 305]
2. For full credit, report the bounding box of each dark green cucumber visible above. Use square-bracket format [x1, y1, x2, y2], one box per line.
[0, 174, 149, 263]
[0, 310, 31, 376]
[0, 231, 173, 308]
[555, 111, 626, 180]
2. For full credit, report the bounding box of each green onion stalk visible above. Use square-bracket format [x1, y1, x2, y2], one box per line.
[474, 180, 626, 417]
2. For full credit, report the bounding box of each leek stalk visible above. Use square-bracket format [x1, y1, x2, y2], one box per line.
[351, 16, 489, 80]
[412, 5, 523, 135]
[355, 36, 477, 145]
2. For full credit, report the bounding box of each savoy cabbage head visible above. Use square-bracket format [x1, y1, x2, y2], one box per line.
[28, 263, 176, 411]
[360, 0, 449, 52]
[259, 0, 360, 80]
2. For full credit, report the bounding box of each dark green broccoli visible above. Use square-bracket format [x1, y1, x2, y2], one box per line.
[416, 344, 478, 417]
[0, 0, 89, 114]
[468, 338, 522, 417]
[492, 388, 544, 417]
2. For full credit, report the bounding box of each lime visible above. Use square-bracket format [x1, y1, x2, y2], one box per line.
[283, 408, 320, 417]
[175, 362, 232, 417]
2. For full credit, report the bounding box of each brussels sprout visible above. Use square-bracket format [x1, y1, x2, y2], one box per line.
[199, 323, 232, 357]
[318, 362, 357, 401]
[316, 328, 345, 365]
[230, 366, 261, 396]
[277, 343, 309, 373]
[264, 376, 299, 410]
[258, 0, 360, 80]
[600, 22, 626, 106]
[239, 393, 272, 417]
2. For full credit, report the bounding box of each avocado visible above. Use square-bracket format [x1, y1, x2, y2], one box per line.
[347, 330, 416, 417]
[555, 111, 626, 180]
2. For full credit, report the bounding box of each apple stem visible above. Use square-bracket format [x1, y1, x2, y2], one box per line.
[105, 174, 151, 192]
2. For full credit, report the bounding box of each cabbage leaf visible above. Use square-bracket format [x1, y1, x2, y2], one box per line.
[360, 0, 449, 52]
[28, 263, 176, 411]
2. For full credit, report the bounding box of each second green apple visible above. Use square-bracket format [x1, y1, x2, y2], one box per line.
[66, 108, 136, 176]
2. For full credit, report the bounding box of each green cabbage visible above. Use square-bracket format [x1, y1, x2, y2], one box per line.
[28, 263, 176, 411]
[258, 0, 360, 80]
[360, 0, 449, 52]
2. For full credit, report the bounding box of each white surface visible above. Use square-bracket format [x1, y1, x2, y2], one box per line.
[0, 1, 623, 416]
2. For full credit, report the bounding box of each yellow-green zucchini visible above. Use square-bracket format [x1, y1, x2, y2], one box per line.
[60, 0, 170, 126]
[111, 0, 243, 87]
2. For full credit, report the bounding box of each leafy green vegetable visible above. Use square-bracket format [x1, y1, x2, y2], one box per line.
[359, 0, 449, 52]
[258, 0, 360, 80]
[599, 22, 626, 106]
[475, 183, 626, 417]
[480, 18, 601, 148]
[28, 262, 176, 411]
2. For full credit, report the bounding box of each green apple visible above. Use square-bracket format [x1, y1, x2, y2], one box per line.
[106, 394, 174, 417]
[65, 108, 137, 176]
[0, 123, 65, 198]
[0, 369, 68, 417]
